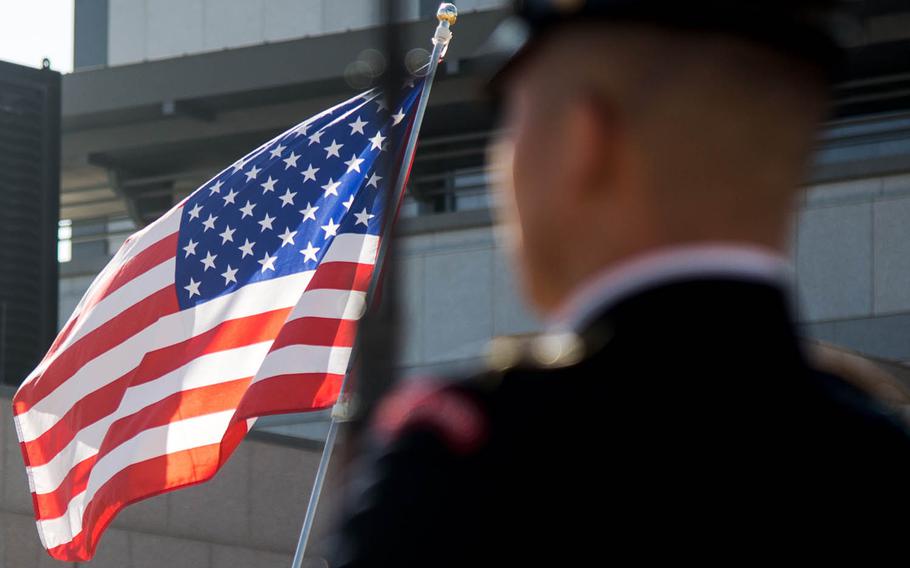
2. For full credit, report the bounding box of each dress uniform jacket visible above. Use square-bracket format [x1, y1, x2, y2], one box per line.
[327, 274, 910, 566]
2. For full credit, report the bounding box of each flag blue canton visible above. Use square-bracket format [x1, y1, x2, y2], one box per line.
[175, 79, 424, 309]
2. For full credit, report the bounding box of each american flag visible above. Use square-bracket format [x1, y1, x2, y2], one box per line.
[11, 78, 425, 561]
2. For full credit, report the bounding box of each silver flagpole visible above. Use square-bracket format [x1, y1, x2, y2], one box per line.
[289, 5, 458, 567]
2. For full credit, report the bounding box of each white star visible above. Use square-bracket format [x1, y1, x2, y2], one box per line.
[188, 203, 203, 220]
[184, 278, 201, 298]
[366, 172, 382, 188]
[278, 188, 297, 207]
[300, 202, 319, 222]
[324, 140, 343, 158]
[244, 165, 261, 181]
[257, 252, 277, 273]
[308, 130, 323, 146]
[342, 195, 355, 210]
[261, 176, 278, 193]
[258, 213, 276, 232]
[321, 178, 341, 197]
[222, 188, 238, 205]
[344, 154, 365, 174]
[208, 180, 223, 195]
[354, 207, 375, 227]
[321, 218, 340, 238]
[278, 227, 297, 247]
[238, 238, 255, 258]
[239, 200, 256, 218]
[300, 241, 320, 262]
[368, 131, 386, 151]
[283, 151, 300, 169]
[269, 144, 286, 159]
[301, 164, 319, 183]
[375, 98, 389, 111]
[231, 158, 248, 173]
[202, 214, 217, 232]
[392, 109, 406, 125]
[182, 239, 198, 258]
[200, 251, 217, 271]
[291, 122, 309, 137]
[218, 225, 236, 244]
[221, 265, 238, 286]
[348, 116, 368, 135]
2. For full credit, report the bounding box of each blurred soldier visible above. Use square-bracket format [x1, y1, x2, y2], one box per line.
[328, 1, 910, 565]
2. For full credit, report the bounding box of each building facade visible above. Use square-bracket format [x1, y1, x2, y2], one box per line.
[2, 1, 910, 566]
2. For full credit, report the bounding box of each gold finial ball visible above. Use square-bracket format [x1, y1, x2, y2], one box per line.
[437, 3, 458, 25]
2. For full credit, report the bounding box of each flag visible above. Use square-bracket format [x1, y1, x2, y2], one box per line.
[11, 78, 426, 561]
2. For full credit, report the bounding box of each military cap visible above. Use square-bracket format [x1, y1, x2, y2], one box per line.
[489, 0, 847, 83]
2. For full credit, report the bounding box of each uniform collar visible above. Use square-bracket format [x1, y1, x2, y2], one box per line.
[550, 243, 793, 333]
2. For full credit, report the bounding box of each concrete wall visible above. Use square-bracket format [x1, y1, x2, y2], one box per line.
[799, 172, 910, 364]
[106, 0, 507, 66]
[0, 394, 338, 568]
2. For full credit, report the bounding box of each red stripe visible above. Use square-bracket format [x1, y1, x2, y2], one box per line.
[236, 372, 343, 420]
[32, 379, 251, 521]
[46, 421, 248, 562]
[270, 317, 358, 350]
[308, 261, 374, 292]
[43, 234, 178, 359]
[13, 286, 180, 414]
[21, 308, 293, 467]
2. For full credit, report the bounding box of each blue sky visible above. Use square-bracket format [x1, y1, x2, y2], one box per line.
[0, 0, 74, 73]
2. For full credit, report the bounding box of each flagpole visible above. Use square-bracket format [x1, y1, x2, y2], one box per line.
[289, 5, 458, 567]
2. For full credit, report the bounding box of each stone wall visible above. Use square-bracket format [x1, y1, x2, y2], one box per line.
[799, 172, 910, 364]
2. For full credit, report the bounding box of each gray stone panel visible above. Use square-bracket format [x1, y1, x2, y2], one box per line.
[804, 178, 881, 208]
[3, 415, 35, 516]
[61, 527, 130, 568]
[212, 543, 291, 568]
[131, 532, 211, 568]
[3, 511, 43, 568]
[432, 226, 496, 252]
[874, 196, 910, 314]
[323, 0, 381, 34]
[146, 0, 205, 61]
[882, 172, 910, 198]
[796, 202, 873, 321]
[827, 313, 910, 363]
[264, 0, 325, 42]
[108, 0, 147, 66]
[110, 485, 169, 536]
[423, 248, 494, 363]
[800, 321, 839, 345]
[166, 441, 251, 544]
[492, 251, 540, 337]
[248, 441, 321, 550]
[399, 256, 425, 367]
[203, 0, 264, 51]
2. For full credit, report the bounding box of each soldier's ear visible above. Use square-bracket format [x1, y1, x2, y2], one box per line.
[562, 90, 622, 201]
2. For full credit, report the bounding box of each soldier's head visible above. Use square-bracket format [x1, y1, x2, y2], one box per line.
[489, 0, 841, 314]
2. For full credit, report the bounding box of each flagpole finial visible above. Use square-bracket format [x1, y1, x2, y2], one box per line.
[437, 3, 458, 26]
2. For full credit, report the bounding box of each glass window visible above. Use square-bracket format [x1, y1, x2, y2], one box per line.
[58, 219, 72, 263]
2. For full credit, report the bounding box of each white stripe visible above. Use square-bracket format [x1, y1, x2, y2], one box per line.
[121, 205, 182, 260]
[15, 270, 314, 442]
[26, 342, 273, 495]
[60, 259, 175, 350]
[322, 233, 379, 265]
[287, 289, 367, 322]
[37, 410, 235, 549]
[252, 344, 353, 385]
